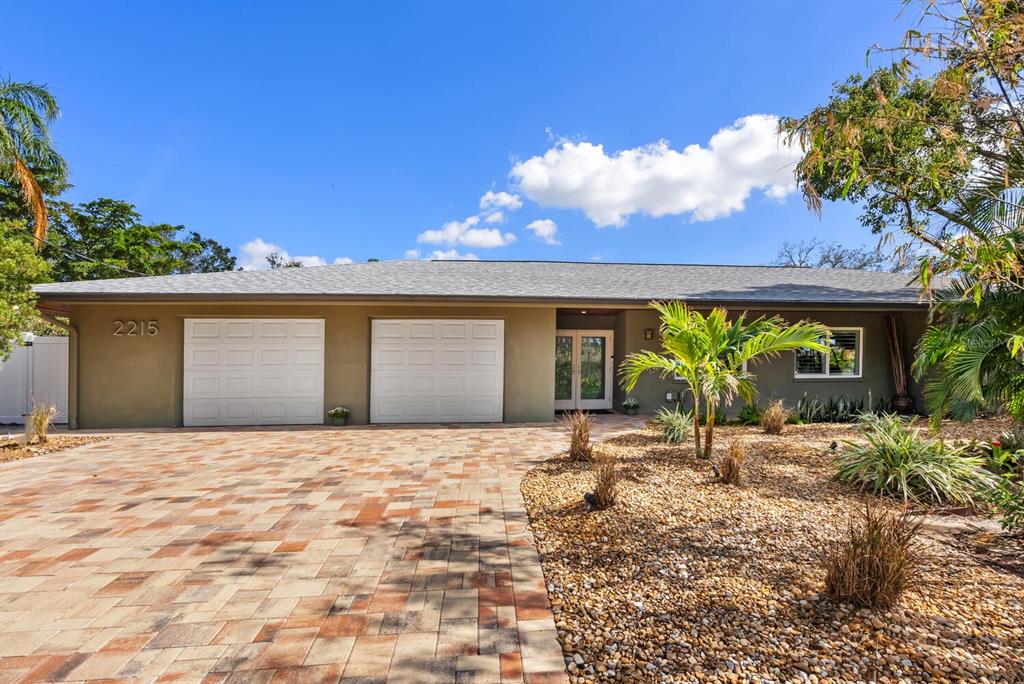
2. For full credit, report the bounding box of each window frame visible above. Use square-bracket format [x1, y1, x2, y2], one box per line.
[793, 326, 864, 380]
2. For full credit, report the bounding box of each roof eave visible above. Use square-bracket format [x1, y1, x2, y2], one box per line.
[34, 291, 931, 310]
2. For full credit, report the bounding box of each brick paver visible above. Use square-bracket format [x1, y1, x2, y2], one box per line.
[0, 417, 642, 683]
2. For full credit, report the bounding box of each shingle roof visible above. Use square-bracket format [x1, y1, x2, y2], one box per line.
[33, 260, 929, 306]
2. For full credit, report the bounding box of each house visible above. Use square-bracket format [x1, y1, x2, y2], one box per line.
[33, 260, 930, 429]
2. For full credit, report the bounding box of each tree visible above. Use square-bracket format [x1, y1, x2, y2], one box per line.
[0, 220, 51, 359]
[782, 0, 1024, 422]
[38, 198, 236, 280]
[780, 1, 1023, 296]
[0, 79, 68, 250]
[619, 301, 828, 458]
[266, 252, 304, 268]
[774, 238, 906, 271]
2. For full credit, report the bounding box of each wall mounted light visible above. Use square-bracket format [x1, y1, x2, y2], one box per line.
[665, 391, 674, 402]
[644, 328, 654, 340]
[581, 310, 588, 314]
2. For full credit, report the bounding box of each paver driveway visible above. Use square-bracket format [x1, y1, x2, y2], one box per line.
[0, 417, 642, 683]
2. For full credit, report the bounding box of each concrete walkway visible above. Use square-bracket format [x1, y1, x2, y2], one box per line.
[0, 416, 643, 683]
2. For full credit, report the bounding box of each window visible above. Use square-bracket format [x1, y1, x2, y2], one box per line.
[794, 327, 862, 379]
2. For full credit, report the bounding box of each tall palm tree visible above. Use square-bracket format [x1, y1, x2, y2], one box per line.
[0, 78, 68, 251]
[620, 301, 828, 458]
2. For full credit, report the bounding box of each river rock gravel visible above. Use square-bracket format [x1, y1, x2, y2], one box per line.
[521, 420, 1023, 683]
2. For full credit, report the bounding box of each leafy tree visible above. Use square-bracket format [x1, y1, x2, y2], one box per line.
[0, 79, 68, 250]
[780, 0, 1023, 295]
[774, 238, 906, 271]
[37, 198, 236, 280]
[0, 220, 51, 359]
[619, 301, 828, 458]
[783, 0, 1024, 423]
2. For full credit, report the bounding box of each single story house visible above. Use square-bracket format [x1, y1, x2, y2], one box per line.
[33, 260, 930, 429]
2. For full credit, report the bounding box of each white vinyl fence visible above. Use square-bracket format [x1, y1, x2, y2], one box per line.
[0, 337, 69, 424]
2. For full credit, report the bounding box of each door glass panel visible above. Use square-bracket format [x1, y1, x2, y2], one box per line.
[579, 336, 606, 400]
[555, 336, 574, 401]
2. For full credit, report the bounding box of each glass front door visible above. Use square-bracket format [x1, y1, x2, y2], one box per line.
[554, 330, 614, 410]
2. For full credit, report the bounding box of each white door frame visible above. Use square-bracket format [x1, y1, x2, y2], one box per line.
[554, 330, 614, 411]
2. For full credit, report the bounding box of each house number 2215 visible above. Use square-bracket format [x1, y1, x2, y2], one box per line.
[113, 320, 159, 336]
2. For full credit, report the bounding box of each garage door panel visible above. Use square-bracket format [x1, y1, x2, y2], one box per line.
[225, 376, 256, 394]
[188, 320, 222, 339]
[225, 321, 256, 338]
[441, 322, 468, 339]
[183, 318, 324, 426]
[188, 348, 221, 366]
[472, 349, 499, 365]
[371, 319, 503, 423]
[472, 322, 501, 339]
[409, 322, 437, 338]
[439, 349, 467, 365]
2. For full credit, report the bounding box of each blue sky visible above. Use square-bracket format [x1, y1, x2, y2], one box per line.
[5, 1, 910, 268]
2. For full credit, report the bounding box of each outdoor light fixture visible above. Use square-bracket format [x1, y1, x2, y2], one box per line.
[665, 391, 674, 402]
[581, 310, 587, 314]
[644, 328, 654, 340]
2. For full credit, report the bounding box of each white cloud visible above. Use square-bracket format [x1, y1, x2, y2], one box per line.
[418, 215, 516, 248]
[404, 248, 478, 261]
[483, 211, 505, 224]
[510, 114, 800, 227]
[479, 190, 523, 211]
[238, 238, 347, 270]
[526, 218, 560, 245]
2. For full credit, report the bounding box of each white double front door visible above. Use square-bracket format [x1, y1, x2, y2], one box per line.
[554, 330, 614, 411]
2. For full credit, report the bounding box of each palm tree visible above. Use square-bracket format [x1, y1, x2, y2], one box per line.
[620, 301, 828, 458]
[0, 78, 68, 251]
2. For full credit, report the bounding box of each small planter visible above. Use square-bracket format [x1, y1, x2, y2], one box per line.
[327, 407, 351, 426]
[624, 407, 638, 416]
[892, 395, 915, 415]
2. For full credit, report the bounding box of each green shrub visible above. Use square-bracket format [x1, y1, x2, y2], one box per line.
[737, 402, 762, 426]
[835, 413, 997, 505]
[795, 393, 868, 423]
[988, 472, 1024, 532]
[654, 405, 692, 444]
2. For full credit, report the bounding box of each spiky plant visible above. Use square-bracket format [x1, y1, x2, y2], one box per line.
[561, 410, 592, 462]
[835, 413, 997, 505]
[761, 399, 789, 435]
[653, 405, 692, 445]
[822, 503, 925, 609]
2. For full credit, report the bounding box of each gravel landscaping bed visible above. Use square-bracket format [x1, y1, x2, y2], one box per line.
[522, 419, 1024, 683]
[0, 434, 106, 463]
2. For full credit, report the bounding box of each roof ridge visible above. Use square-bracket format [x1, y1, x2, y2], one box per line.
[422, 259, 885, 272]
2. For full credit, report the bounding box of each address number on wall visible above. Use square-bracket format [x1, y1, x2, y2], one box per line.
[113, 320, 159, 336]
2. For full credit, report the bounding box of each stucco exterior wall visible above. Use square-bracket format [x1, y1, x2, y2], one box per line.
[62, 299, 928, 428]
[67, 302, 555, 428]
[612, 308, 929, 416]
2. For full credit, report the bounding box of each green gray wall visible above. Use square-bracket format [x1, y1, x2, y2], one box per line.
[609, 308, 927, 416]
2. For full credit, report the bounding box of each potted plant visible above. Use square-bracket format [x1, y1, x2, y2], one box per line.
[622, 397, 640, 416]
[327, 407, 351, 426]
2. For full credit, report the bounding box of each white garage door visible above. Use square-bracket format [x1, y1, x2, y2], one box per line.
[183, 318, 324, 426]
[371, 319, 504, 423]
